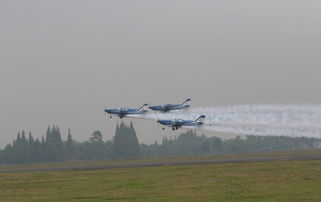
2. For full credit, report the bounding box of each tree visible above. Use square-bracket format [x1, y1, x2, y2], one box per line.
[65, 128, 75, 161]
[44, 125, 63, 162]
[113, 122, 140, 158]
[88, 130, 105, 159]
[129, 122, 139, 155]
[89, 131, 103, 144]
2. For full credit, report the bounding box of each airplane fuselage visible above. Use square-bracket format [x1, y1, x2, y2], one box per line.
[149, 104, 190, 112]
[149, 98, 191, 113]
[158, 118, 204, 130]
[105, 107, 148, 119]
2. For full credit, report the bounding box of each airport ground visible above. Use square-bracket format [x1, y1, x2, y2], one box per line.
[1, 150, 321, 201]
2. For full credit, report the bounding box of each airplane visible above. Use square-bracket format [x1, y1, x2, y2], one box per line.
[157, 115, 206, 131]
[104, 104, 149, 119]
[149, 98, 191, 113]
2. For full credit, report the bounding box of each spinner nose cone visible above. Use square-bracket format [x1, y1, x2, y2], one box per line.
[105, 109, 112, 114]
[149, 106, 157, 110]
[157, 119, 165, 124]
[158, 120, 170, 125]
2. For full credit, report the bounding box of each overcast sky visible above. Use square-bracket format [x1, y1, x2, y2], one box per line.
[1, 0, 321, 147]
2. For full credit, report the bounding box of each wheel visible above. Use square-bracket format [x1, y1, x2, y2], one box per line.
[162, 128, 165, 130]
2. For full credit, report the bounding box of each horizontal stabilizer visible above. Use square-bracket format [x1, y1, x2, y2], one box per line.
[138, 104, 149, 111]
[195, 115, 206, 122]
[182, 98, 191, 105]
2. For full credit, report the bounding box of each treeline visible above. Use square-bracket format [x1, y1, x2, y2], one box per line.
[1, 122, 320, 165]
[141, 131, 319, 157]
[0, 122, 140, 164]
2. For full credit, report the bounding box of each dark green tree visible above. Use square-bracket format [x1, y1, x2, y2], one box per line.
[88, 130, 105, 159]
[65, 128, 75, 161]
[113, 122, 140, 158]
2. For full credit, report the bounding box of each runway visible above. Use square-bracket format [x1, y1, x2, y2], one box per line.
[1, 154, 321, 173]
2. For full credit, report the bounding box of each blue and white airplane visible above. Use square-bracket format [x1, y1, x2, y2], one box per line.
[149, 98, 191, 113]
[157, 115, 206, 131]
[105, 104, 149, 119]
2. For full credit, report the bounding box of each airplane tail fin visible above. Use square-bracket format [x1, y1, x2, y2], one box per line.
[182, 98, 191, 105]
[195, 115, 206, 122]
[138, 104, 149, 111]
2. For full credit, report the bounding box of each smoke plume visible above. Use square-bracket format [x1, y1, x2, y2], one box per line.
[130, 104, 321, 138]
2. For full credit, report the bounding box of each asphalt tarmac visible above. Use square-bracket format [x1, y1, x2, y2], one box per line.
[1, 154, 321, 173]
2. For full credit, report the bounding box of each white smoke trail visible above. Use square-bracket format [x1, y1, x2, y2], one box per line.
[129, 104, 321, 138]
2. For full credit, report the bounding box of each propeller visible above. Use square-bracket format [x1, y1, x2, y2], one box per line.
[157, 119, 165, 130]
[105, 106, 111, 118]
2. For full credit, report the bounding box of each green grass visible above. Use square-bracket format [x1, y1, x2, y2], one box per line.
[2, 152, 321, 201]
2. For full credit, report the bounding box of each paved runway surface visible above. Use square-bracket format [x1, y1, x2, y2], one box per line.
[1, 154, 321, 173]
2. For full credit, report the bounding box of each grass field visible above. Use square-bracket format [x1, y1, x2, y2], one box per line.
[1, 152, 321, 201]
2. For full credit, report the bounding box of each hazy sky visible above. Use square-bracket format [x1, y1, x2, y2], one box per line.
[1, 0, 321, 147]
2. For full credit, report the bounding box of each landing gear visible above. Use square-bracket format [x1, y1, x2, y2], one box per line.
[110, 116, 112, 119]
[162, 128, 165, 130]
[172, 127, 175, 131]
